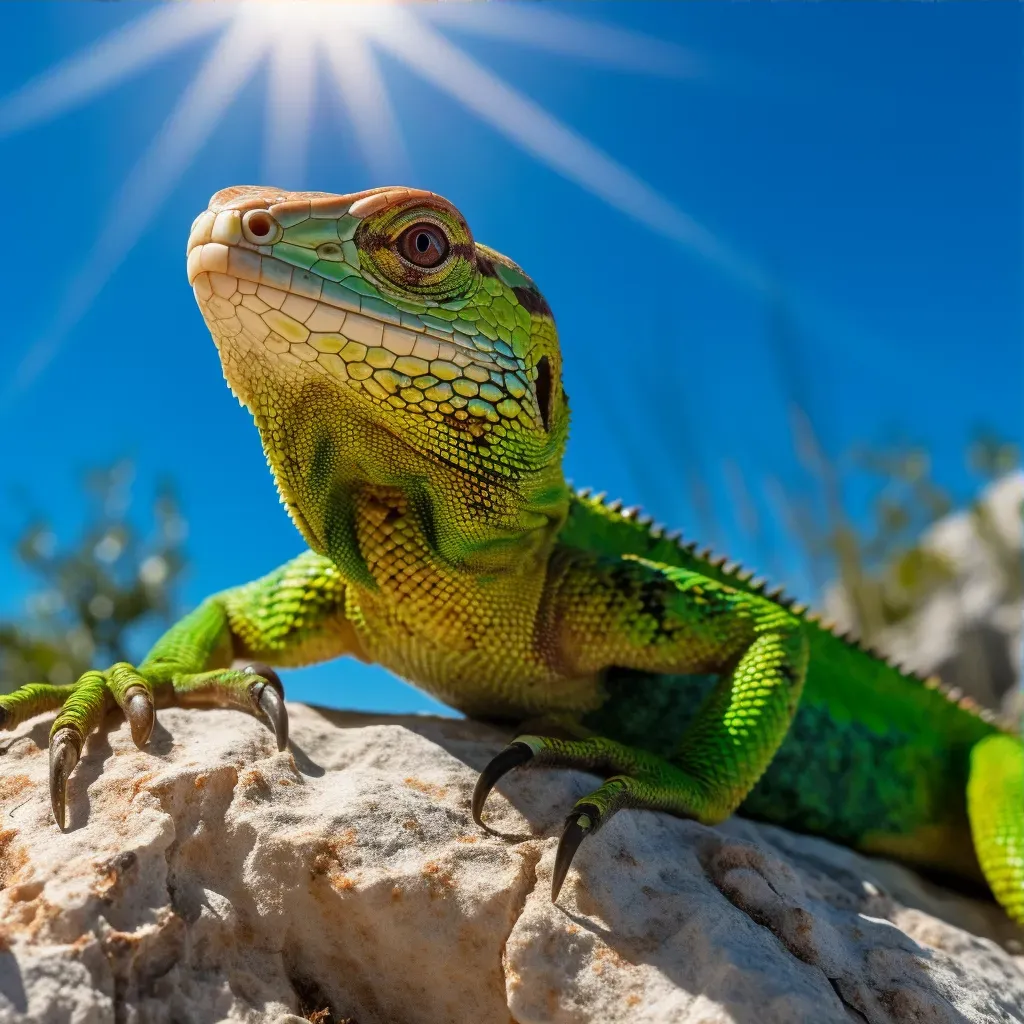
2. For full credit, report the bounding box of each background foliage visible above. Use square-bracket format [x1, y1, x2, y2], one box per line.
[0, 462, 187, 694]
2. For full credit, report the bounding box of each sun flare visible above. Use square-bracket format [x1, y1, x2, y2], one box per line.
[0, 1, 752, 398]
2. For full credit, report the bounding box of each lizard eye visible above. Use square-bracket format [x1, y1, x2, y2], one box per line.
[397, 223, 449, 268]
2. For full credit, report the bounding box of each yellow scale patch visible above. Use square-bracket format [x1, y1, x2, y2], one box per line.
[192, 247, 527, 426]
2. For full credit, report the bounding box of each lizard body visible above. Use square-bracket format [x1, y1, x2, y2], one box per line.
[3, 185, 1021, 924]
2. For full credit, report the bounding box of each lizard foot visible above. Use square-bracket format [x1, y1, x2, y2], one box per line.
[474, 733, 719, 901]
[0, 662, 288, 829]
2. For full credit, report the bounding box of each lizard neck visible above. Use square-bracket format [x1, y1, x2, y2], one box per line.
[249, 373, 570, 585]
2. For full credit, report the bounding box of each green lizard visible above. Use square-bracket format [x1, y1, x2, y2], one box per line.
[2, 185, 1021, 924]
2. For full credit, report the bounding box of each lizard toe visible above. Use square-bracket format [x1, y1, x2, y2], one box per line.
[124, 687, 155, 748]
[552, 806, 598, 901]
[243, 663, 289, 751]
[48, 727, 81, 831]
[472, 741, 534, 827]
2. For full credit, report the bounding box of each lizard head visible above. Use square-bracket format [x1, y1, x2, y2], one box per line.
[187, 185, 570, 567]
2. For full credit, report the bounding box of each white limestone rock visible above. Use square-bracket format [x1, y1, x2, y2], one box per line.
[825, 470, 1023, 714]
[0, 703, 1021, 1024]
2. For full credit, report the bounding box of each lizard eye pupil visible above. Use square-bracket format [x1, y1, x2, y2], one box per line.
[398, 224, 449, 269]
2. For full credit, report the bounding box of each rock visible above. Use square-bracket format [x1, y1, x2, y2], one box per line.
[0, 703, 1021, 1024]
[825, 471, 1023, 715]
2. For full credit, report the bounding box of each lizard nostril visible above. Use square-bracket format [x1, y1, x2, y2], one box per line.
[242, 210, 282, 245]
[247, 213, 272, 237]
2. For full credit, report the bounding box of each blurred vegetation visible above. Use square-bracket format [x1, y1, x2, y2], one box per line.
[0, 462, 187, 695]
[764, 296, 1021, 699]
[783, 415, 1020, 649]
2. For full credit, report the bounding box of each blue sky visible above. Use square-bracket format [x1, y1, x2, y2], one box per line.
[0, 2, 1019, 715]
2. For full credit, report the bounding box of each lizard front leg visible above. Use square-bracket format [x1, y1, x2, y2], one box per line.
[0, 551, 358, 828]
[474, 549, 809, 900]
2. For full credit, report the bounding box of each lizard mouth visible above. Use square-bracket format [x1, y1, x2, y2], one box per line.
[186, 192, 536, 436]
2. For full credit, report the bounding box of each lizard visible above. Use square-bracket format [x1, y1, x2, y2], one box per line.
[1, 185, 1021, 925]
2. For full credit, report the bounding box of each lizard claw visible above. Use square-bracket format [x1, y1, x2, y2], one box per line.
[124, 686, 155, 748]
[244, 663, 289, 751]
[552, 807, 597, 902]
[472, 741, 534, 827]
[49, 727, 81, 831]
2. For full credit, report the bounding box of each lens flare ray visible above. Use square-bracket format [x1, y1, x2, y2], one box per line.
[363, 8, 762, 290]
[4, 1, 757, 403]
[0, 4, 230, 137]
[262, 30, 316, 187]
[323, 31, 409, 181]
[9, 17, 270, 397]
[424, 3, 704, 78]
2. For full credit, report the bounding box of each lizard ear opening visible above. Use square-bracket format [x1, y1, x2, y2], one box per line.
[536, 355, 553, 432]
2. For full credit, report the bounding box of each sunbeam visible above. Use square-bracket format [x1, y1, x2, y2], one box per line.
[0, 3, 229, 137]
[9, 17, 270, 398]
[425, 3, 705, 79]
[361, 7, 764, 291]
[262, 28, 316, 187]
[322, 30, 408, 181]
[3, 1, 764, 403]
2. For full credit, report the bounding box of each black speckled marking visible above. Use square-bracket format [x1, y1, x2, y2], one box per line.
[513, 285, 552, 318]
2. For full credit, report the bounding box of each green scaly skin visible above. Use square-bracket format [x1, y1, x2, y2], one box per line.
[2, 185, 1021, 926]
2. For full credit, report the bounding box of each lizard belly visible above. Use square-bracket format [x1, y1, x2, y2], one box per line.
[350, 588, 603, 718]
[349, 488, 602, 718]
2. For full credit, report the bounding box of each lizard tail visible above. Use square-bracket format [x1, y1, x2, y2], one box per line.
[967, 733, 1024, 924]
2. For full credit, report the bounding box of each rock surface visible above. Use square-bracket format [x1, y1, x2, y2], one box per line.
[0, 702, 1021, 1024]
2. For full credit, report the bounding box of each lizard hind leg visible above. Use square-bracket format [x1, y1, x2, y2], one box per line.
[967, 733, 1024, 924]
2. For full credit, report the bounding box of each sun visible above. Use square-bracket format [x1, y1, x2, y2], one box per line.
[0, 1, 755, 398]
